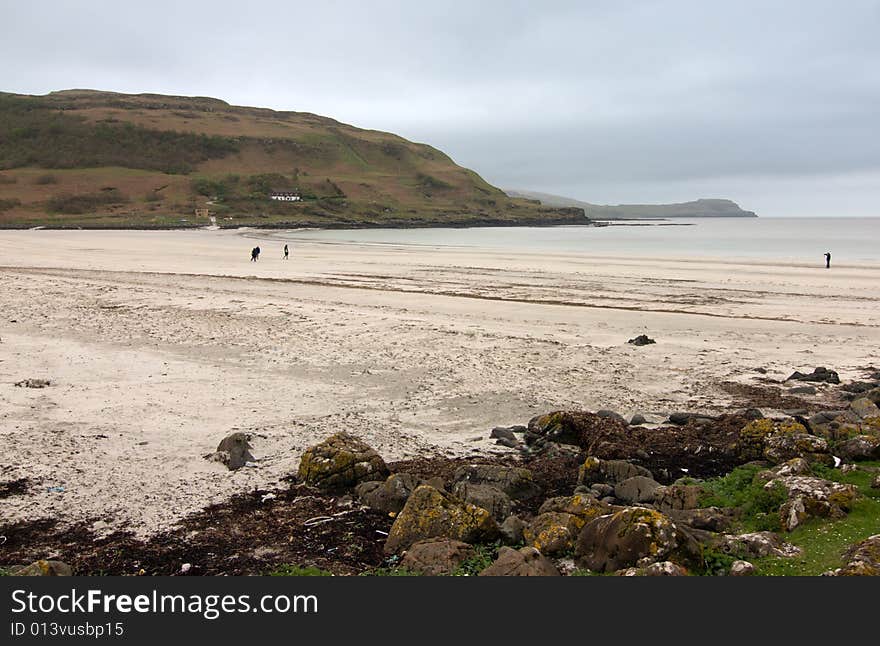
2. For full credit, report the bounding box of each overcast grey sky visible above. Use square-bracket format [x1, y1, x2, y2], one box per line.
[3, 1, 879, 216]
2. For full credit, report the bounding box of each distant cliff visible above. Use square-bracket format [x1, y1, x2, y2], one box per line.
[505, 190, 758, 219]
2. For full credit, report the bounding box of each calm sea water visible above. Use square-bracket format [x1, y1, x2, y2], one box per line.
[283, 217, 880, 263]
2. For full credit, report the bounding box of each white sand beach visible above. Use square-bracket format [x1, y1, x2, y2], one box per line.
[1, 228, 879, 536]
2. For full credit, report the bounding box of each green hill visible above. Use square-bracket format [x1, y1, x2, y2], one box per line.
[0, 90, 586, 229]
[505, 189, 758, 219]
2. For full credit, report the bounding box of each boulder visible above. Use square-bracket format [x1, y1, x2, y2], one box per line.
[499, 515, 527, 545]
[596, 409, 627, 424]
[539, 492, 608, 515]
[451, 482, 513, 521]
[523, 512, 582, 555]
[590, 483, 615, 498]
[730, 560, 756, 576]
[452, 464, 540, 500]
[355, 473, 421, 514]
[835, 535, 880, 576]
[643, 561, 689, 576]
[629, 413, 648, 426]
[737, 418, 832, 464]
[667, 507, 733, 532]
[479, 546, 560, 576]
[627, 334, 656, 346]
[298, 432, 389, 491]
[14, 378, 51, 388]
[399, 538, 475, 576]
[668, 412, 716, 426]
[654, 484, 704, 513]
[786, 366, 840, 384]
[867, 387, 880, 406]
[756, 457, 813, 483]
[204, 432, 255, 470]
[788, 385, 817, 395]
[490, 426, 519, 442]
[577, 456, 653, 486]
[836, 435, 880, 461]
[614, 475, 662, 503]
[9, 560, 73, 576]
[720, 532, 802, 559]
[575, 507, 696, 573]
[384, 485, 499, 554]
[766, 476, 859, 531]
[851, 397, 880, 420]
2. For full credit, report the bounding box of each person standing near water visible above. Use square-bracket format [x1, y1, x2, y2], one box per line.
[824, 251, 831, 268]
[283, 244, 289, 260]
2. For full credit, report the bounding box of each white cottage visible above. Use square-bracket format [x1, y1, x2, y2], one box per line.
[270, 191, 301, 202]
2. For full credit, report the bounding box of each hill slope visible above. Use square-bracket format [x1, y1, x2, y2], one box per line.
[0, 90, 585, 229]
[505, 189, 757, 218]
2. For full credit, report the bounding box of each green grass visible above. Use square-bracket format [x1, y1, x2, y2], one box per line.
[451, 544, 499, 576]
[698, 464, 788, 532]
[752, 461, 880, 576]
[268, 565, 334, 576]
[358, 567, 421, 576]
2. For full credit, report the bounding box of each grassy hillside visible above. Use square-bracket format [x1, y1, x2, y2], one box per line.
[506, 189, 757, 219]
[0, 90, 585, 229]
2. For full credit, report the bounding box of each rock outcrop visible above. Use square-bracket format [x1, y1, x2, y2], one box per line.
[298, 432, 389, 491]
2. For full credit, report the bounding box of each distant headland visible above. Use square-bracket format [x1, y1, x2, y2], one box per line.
[504, 190, 758, 219]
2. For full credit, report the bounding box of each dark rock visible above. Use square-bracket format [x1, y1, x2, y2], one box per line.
[500, 515, 527, 545]
[596, 409, 627, 424]
[842, 381, 879, 394]
[614, 475, 662, 503]
[298, 432, 389, 491]
[495, 437, 521, 449]
[578, 456, 653, 486]
[451, 482, 513, 521]
[629, 413, 648, 426]
[741, 408, 765, 421]
[479, 546, 560, 576]
[205, 432, 255, 471]
[837, 436, 880, 461]
[627, 334, 656, 346]
[590, 483, 615, 498]
[788, 385, 817, 395]
[786, 366, 840, 384]
[400, 538, 475, 576]
[452, 464, 541, 500]
[384, 485, 499, 554]
[867, 388, 880, 405]
[668, 412, 715, 426]
[490, 427, 518, 442]
[14, 378, 51, 388]
[355, 473, 421, 514]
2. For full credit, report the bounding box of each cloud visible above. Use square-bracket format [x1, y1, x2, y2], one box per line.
[2, 0, 878, 215]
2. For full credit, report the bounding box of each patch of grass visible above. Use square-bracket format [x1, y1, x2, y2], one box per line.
[752, 461, 880, 576]
[452, 543, 499, 576]
[358, 566, 421, 576]
[0, 198, 21, 212]
[268, 565, 333, 576]
[699, 464, 788, 531]
[47, 189, 128, 214]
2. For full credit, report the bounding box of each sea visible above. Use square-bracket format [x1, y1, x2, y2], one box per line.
[281, 217, 880, 264]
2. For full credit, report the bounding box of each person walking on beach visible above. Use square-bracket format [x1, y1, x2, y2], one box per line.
[283, 244, 289, 260]
[250, 246, 260, 262]
[824, 251, 831, 269]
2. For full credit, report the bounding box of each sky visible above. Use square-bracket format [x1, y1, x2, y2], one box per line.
[3, 0, 879, 217]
